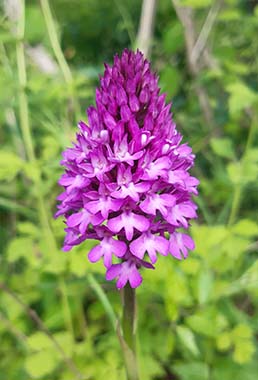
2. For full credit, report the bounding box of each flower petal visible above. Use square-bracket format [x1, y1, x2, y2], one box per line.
[88, 245, 103, 263]
[129, 266, 142, 288]
[106, 264, 122, 281]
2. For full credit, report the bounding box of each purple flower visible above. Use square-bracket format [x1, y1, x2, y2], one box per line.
[56, 49, 199, 289]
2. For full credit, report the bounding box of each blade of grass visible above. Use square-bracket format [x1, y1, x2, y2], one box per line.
[87, 274, 117, 332]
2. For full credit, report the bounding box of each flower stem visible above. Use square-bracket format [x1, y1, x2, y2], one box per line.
[121, 284, 139, 380]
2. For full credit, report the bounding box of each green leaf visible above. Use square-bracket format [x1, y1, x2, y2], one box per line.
[191, 225, 228, 258]
[54, 332, 74, 356]
[23, 162, 41, 182]
[198, 270, 214, 304]
[186, 313, 218, 337]
[227, 260, 258, 294]
[181, 258, 200, 275]
[177, 326, 200, 356]
[174, 362, 209, 380]
[0, 151, 23, 180]
[25, 350, 57, 378]
[69, 251, 88, 277]
[213, 358, 258, 380]
[233, 341, 255, 364]
[27, 332, 52, 350]
[232, 324, 252, 340]
[17, 222, 40, 237]
[160, 66, 181, 97]
[227, 159, 258, 186]
[210, 137, 235, 159]
[226, 82, 257, 115]
[219, 9, 242, 21]
[232, 219, 258, 237]
[223, 235, 249, 259]
[216, 332, 232, 351]
[44, 252, 67, 274]
[181, 0, 212, 8]
[7, 238, 34, 263]
[162, 23, 184, 54]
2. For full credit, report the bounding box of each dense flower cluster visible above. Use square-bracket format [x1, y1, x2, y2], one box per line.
[56, 49, 199, 289]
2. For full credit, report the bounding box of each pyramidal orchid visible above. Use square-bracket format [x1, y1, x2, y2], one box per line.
[56, 49, 199, 289]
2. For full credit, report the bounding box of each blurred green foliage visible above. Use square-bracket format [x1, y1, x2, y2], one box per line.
[0, 0, 258, 379]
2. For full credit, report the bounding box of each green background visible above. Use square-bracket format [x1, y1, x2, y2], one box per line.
[0, 0, 258, 379]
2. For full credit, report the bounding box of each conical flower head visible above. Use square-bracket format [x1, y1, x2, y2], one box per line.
[56, 49, 199, 289]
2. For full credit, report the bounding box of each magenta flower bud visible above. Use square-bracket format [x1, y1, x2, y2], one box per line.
[56, 49, 199, 289]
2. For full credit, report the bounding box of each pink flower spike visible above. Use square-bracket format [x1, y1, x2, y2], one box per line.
[56, 49, 199, 288]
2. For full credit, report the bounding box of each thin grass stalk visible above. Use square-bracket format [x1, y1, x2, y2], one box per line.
[15, 0, 76, 349]
[39, 0, 80, 122]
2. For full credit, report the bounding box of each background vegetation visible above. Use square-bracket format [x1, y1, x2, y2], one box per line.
[0, 0, 258, 379]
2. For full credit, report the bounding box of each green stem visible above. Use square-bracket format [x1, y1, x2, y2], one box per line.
[121, 284, 139, 380]
[122, 284, 136, 352]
